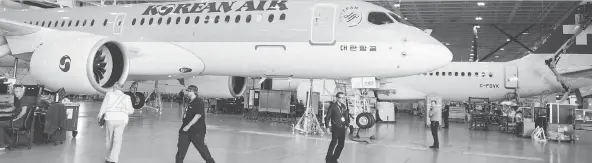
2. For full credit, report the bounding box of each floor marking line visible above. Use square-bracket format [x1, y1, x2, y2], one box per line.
[462, 152, 544, 161]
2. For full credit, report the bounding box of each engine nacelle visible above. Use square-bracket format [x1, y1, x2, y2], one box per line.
[30, 35, 129, 94]
[181, 76, 247, 98]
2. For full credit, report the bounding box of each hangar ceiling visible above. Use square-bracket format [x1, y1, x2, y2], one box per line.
[1, 0, 583, 63]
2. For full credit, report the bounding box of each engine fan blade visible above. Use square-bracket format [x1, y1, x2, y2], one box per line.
[98, 62, 107, 69]
[94, 73, 100, 83]
[98, 67, 106, 74]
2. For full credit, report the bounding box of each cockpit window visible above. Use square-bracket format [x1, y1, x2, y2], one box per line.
[389, 12, 414, 26]
[368, 12, 394, 25]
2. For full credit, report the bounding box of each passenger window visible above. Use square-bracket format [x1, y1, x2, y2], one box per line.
[140, 18, 145, 25]
[225, 15, 230, 23]
[149, 18, 154, 25]
[454, 72, 458, 76]
[489, 72, 493, 77]
[204, 16, 210, 24]
[246, 15, 252, 23]
[436, 72, 439, 76]
[48, 21, 52, 27]
[75, 20, 79, 26]
[235, 15, 241, 23]
[429, 73, 433, 76]
[42, 21, 45, 27]
[448, 72, 452, 76]
[176, 17, 181, 24]
[185, 16, 190, 24]
[268, 14, 274, 22]
[167, 17, 172, 24]
[83, 20, 87, 26]
[279, 13, 286, 20]
[442, 72, 446, 76]
[69, 20, 73, 27]
[481, 72, 485, 77]
[474, 72, 478, 77]
[158, 17, 163, 25]
[91, 19, 95, 26]
[368, 12, 394, 25]
[468, 72, 472, 77]
[35, 21, 39, 25]
[215, 15, 220, 23]
[461, 72, 465, 76]
[103, 19, 107, 26]
[256, 14, 263, 22]
[195, 16, 200, 24]
[54, 20, 58, 27]
[61, 21, 65, 27]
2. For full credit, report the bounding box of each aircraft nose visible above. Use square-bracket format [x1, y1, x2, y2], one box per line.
[404, 31, 453, 72]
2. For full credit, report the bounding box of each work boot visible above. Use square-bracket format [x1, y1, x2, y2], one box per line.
[429, 145, 439, 150]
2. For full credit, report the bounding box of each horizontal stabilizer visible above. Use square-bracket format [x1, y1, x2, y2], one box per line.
[533, 2, 592, 54]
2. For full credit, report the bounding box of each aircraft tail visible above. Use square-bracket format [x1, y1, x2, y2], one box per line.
[531, 2, 591, 54]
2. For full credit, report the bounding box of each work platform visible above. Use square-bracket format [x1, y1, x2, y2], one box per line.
[1, 101, 591, 163]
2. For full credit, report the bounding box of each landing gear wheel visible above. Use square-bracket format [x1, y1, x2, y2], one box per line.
[133, 92, 146, 109]
[356, 113, 376, 129]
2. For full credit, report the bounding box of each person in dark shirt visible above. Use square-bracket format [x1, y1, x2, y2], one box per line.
[442, 103, 450, 128]
[324, 92, 349, 163]
[175, 85, 215, 163]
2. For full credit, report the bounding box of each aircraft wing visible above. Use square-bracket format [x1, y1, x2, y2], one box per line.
[561, 68, 592, 79]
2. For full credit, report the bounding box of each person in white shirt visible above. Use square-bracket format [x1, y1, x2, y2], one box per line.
[97, 83, 135, 163]
[428, 100, 441, 149]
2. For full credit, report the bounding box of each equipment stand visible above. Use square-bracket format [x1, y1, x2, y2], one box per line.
[293, 79, 325, 136]
[144, 81, 164, 115]
[545, 5, 592, 102]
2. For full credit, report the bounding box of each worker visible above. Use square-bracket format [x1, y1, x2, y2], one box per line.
[97, 83, 135, 163]
[442, 102, 450, 128]
[175, 85, 215, 163]
[324, 92, 349, 163]
[428, 100, 441, 149]
[0, 86, 25, 150]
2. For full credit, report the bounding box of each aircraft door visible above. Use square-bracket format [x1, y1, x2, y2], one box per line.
[113, 13, 127, 35]
[310, 4, 336, 45]
[505, 65, 518, 89]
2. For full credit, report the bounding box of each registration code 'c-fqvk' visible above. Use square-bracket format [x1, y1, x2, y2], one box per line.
[142, 0, 288, 16]
[480, 84, 500, 88]
[340, 45, 377, 52]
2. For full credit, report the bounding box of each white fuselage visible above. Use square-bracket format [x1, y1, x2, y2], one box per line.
[377, 54, 592, 102]
[0, 0, 452, 81]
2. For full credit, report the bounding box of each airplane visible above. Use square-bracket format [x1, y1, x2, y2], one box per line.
[0, 0, 452, 109]
[375, 2, 592, 102]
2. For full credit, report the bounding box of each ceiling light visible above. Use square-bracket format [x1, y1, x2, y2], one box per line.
[475, 17, 482, 20]
[404, 17, 408, 20]
[506, 39, 511, 42]
[500, 48, 505, 50]
[474, 25, 481, 28]
[523, 32, 529, 34]
[495, 56, 500, 58]
[470, 53, 474, 56]
[478, 2, 485, 6]
[445, 43, 450, 45]
[394, 4, 400, 7]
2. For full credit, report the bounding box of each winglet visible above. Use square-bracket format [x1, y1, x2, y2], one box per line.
[0, 18, 42, 36]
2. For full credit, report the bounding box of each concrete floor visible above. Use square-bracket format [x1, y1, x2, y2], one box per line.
[0, 101, 590, 163]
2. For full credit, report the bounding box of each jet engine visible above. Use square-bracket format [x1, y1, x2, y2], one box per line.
[181, 76, 247, 98]
[29, 36, 129, 94]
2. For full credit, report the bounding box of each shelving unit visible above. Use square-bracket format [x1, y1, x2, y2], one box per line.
[575, 109, 592, 131]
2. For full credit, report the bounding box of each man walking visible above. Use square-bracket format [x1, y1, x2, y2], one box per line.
[442, 103, 450, 128]
[429, 100, 441, 149]
[324, 92, 349, 163]
[175, 85, 215, 163]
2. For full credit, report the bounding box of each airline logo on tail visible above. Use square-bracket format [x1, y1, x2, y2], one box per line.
[534, 4, 591, 54]
[142, 0, 288, 16]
